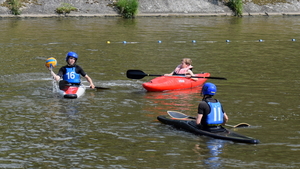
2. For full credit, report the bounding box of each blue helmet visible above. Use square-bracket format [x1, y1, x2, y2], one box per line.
[202, 82, 217, 96]
[66, 52, 78, 62]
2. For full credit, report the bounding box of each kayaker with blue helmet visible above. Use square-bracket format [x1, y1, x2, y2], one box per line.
[196, 82, 228, 131]
[49, 52, 95, 89]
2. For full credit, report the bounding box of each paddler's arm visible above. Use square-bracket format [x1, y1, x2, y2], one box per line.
[222, 113, 229, 126]
[84, 75, 95, 89]
[51, 70, 61, 81]
[47, 67, 60, 82]
[164, 72, 174, 76]
[186, 70, 198, 81]
[196, 114, 203, 125]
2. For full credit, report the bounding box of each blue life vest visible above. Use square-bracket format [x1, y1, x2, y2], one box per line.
[206, 101, 224, 125]
[63, 67, 80, 84]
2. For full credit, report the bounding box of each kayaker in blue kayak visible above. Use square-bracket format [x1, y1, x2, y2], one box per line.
[164, 58, 198, 80]
[196, 82, 229, 131]
[48, 51, 95, 89]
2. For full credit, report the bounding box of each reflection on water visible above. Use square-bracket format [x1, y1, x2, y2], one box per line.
[143, 87, 202, 115]
[194, 139, 226, 169]
[204, 139, 225, 168]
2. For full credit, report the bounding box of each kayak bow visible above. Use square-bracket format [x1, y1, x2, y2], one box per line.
[58, 84, 86, 99]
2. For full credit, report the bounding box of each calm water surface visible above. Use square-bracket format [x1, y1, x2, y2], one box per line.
[0, 16, 299, 168]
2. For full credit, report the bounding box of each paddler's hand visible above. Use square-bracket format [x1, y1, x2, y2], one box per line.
[90, 84, 95, 89]
[186, 75, 198, 81]
[46, 65, 52, 71]
[46, 66, 60, 81]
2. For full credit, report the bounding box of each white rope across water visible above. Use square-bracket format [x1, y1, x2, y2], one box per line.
[106, 39, 297, 44]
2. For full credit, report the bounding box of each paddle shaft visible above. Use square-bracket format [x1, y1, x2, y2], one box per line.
[126, 69, 227, 80]
[89, 86, 110, 90]
[83, 85, 110, 89]
[59, 80, 110, 90]
[167, 111, 250, 128]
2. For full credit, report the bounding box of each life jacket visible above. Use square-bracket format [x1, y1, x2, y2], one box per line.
[63, 67, 80, 84]
[206, 100, 224, 125]
[174, 65, 193, 75]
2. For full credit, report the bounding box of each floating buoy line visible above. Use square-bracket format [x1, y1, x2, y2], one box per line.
[106, 39, 296, 44]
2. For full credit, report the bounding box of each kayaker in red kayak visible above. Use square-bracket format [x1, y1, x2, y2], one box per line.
[48, 51, 95, 89]
[164, 58, 198, 80]
[196, 82, 229, 131]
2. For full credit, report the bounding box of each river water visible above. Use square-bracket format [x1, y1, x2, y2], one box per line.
[0, 16, 299, 168]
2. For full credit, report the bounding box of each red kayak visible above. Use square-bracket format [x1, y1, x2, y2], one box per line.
[142, 73, 210, 92]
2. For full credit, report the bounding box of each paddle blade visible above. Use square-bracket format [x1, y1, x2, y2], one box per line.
[234, 123, 251, 128]
[126, 70, 147, 79]
[167, 111, 191, 119]
[59, 80, 71, 90]
[225, 123, 251, 128]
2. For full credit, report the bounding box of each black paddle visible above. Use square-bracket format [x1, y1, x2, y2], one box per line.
[59, 80, 110, 90]
[126, 70, 227, 80]
[167, 111, 250, 128]
[92, 86, 110, 90]
[59, 80, 71, 90]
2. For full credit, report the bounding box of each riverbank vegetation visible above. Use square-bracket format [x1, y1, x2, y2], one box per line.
[0, 0, 41, 15]
[55, 3, 78, 15]
[1, 0, 22, 15]
[225, 0, 243, 17]
[115, 0, 138, 18]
